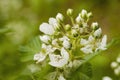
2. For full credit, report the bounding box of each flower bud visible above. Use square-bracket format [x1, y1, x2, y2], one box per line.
[91, 22, 99, 30]
[76, 15, 82, 24]
[87, 12, 92, 18]
[67, 8, 73, 16]
[65, 24, 71, 31]
[81, 9, 87, 18]
[56, 13, 64, 22]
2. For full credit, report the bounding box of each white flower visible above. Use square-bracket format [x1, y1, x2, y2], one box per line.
[58, 74, 66, 80]
[34, 52, 46, 63]
[39, 23, 55, 35]
[102, 76, 112, 80]
[56, 13, 64, 22]
[93, 28, 102, 37]
[81, 45, 93, 54]
[96, 35, 107, 51]
[40, 35, 50, 44]
[49, 48, 69, 68]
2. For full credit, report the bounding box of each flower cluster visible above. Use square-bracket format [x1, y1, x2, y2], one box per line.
[111, 55, 120, 76]
[33, 9, 107, 80]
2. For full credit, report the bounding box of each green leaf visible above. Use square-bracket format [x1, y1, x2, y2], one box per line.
[33, 63, 54, 80]
[19, 36, 42, 62]
[68, 62, 92, 80]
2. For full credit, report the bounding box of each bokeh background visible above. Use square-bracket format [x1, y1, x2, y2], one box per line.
[0, 0, 120, 80]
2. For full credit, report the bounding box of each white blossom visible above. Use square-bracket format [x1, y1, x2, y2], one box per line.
[49, 48, 69, 68]
[40, 35, 50, 44]
[34, 52, 46, 63]
[39, 23, 55, 35]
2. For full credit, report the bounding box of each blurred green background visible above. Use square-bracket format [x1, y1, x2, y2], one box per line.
[0, 0, 120, 80]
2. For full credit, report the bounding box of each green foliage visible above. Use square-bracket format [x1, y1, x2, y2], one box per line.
[19, 36, 42, 62]
[68, 63, 92, 80]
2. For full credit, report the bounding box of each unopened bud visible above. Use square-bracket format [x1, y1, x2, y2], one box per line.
[65, 24, 71, 31]
[56, 13, 64, 22]
[67, 8, 73, 16]
[81, 9, 87, 18]
[76, 14, 82, 24]
[91, 22, 99, 30]
[87, 12, 92, 18]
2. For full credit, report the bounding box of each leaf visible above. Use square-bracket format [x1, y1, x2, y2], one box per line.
[68, 62, 92, 80]
[19, 36, 42, 62]
[33, 62, 54, 80]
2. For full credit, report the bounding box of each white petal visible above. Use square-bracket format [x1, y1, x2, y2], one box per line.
[88, 35, 95, 43]
[81, 45, 93, 54]
[34, 53, 46, 63]
[76, 15, 82, 23]
[39, 23, 55, 35]
[49, 48, 69, 68]
[63, 40, 71, 49]
[58, 74, 66, 80]
[40, 35, 50, 44]
[80, 38, 88, 46]
[93, 28, 102, 37]
[99, 35, 107, 50]
[61, 48, 69, 60]
[49, 18, 57, 25]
